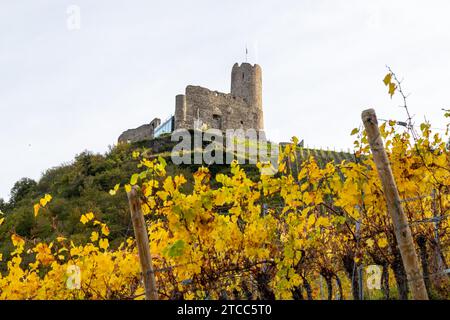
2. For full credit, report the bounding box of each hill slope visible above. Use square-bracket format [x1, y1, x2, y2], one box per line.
[0, 134, 353, 264]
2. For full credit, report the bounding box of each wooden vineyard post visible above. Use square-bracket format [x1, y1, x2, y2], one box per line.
[127, 186, 158, 300]
[361, 108, 428, 300]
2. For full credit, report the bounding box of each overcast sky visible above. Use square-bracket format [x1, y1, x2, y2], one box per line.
[1, 0, 449, 200]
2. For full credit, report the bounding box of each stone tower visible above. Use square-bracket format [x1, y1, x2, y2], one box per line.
[119, 62, 265, 143]
[174, 94, 187, 129]
[230, 63, 263, 130]
[173, 62, 264, 132]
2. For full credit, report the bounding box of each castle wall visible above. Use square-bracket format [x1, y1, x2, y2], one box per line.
[118, 117, 160, 143]
[176, 85, 262, 131]
[150, 118, 161, 130]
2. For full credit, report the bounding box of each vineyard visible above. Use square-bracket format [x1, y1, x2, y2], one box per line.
[0, 83, 449, 300]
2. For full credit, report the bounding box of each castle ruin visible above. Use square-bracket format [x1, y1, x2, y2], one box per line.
[118, 62, 264, 143]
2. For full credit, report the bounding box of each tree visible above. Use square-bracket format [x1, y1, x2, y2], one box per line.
[9, 178, 37, 206]
[0, 198, 8, 212]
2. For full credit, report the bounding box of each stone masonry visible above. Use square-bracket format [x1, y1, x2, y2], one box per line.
[174, 62, 263, 131]
[118, 118, 160, 143]
[118, 62, 264, 143]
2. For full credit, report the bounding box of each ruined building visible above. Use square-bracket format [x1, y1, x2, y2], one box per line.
[118, 63, 264, 143]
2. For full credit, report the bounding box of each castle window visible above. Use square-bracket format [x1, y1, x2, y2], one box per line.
[212, 114, 222, 130]
[242, 73, 245, 80]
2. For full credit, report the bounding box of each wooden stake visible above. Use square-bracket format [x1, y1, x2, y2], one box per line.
[361, 108, 428, 300]
[127, 186, 158, 300]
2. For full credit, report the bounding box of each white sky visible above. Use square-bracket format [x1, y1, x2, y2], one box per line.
[1, 0, 449, 200]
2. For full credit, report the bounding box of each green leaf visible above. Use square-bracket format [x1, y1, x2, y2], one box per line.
[158, 156, 167, 168]
[183, 208, 195, 223]
[109, 183, 120, 196]
[420, 123, 427, 132]
[139, 171, 147, 180]
[167, 240, 185, 258]
[350, 128, 359, 136]
[201, 194, 213, 210]
[130, 174, 139, 186]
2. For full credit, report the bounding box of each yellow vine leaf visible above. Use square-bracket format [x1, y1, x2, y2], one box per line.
[109, 183, 120, 196]
[90, 231, 99, 242]
[80, 215, 89, 224]
[377, 237, 388, 248]
[34, 203, 41, 217]
[38, 194, 52, 208]
[11, 234, 25, 247]
[350, 128, 359, 136]
[80, 212, 94, 225]
[388, 82, 396, 98]
[307, 214, 316, 227]
[86, 212, 94, 220]
[99, 238, 109, 251]
[101, 224, 110, 236]
[383, 73, 392, 86]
